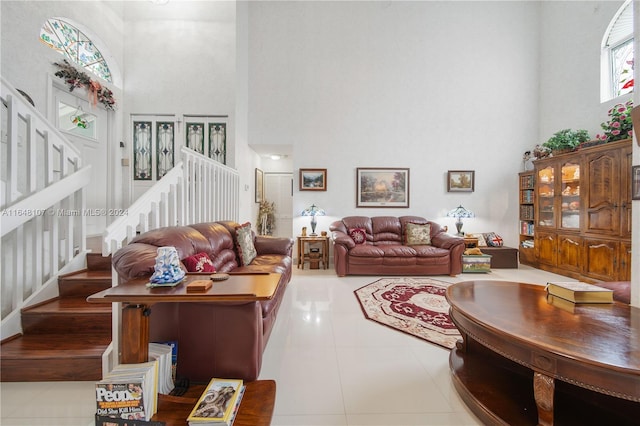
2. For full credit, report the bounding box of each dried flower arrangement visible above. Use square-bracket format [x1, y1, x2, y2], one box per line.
[53, 60, 116, 110]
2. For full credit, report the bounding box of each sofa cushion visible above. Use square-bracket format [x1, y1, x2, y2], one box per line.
[183, 252, 216, 273]
[235, 222, 257, 266]
[404, 222, 431, 245]
[349, 228, 367, 244]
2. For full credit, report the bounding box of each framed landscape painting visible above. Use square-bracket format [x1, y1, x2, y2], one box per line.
[356, 167, 409, 208]
[447, 170, 475, 192]
[299, 168, 327, 191]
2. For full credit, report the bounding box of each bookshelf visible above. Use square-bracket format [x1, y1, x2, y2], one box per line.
[518, 171, 535, 265]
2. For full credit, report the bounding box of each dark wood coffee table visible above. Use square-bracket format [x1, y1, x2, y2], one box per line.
[153, 379, 275, 426]
[446, 280, 640, 426]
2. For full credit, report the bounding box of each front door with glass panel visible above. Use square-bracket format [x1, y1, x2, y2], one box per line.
[54, 86, 110, 236]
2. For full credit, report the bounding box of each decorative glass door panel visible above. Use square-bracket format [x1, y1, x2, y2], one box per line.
[537, 166, 554, 228]
[133, 121, 152, 180]
[560, 161, 580, 229]
[209, 123, 226, 164]
[156, 122, 175, 179]
[185, 123, 204, 154]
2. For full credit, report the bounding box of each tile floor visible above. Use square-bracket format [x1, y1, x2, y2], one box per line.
[1, 264, 570, 425]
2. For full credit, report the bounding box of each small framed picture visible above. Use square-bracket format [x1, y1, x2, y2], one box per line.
[447, 170, 475, 192]
[299, 168, 327, 191]
[255, 168, 264, 203]
[356, 167, 409, 208]
[632, 165, 640, 200]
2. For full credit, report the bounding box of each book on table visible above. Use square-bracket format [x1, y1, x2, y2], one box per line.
[545, 281, 613, 304]
[187, 378, 245, 426]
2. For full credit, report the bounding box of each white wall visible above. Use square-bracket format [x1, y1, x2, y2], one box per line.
[538, 1, 631, 140]
[247, 1, 542, 245]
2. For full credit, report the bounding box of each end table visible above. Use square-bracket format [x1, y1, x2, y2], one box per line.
[297, 235, 329, 269]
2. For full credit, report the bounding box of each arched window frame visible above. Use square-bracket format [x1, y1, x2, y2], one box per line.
[601, 0, 634, 102]
[40, 17, 113, 83]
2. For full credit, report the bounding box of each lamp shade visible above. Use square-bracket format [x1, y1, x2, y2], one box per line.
[301, 204, 325, 217]
[446, 205, 475, 219]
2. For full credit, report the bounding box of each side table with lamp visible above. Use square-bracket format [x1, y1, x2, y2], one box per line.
[299, 204, 329, 269]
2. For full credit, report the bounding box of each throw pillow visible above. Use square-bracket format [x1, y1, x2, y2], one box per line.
[467, 233, 487, 247]
[183, 252, 216, 273]
[404, 222, 431, 245]
[484, 232, 504, 247]
[235, 222, 257, 266]
[349, 228, 367, 245]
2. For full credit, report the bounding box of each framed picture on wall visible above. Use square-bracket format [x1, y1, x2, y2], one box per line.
[447, 170, 475, 192]
[255, 168, 264, 203]
[299, 168, 327, 191]
[356, 167, 409, 208]
[632, 165, 640, 200]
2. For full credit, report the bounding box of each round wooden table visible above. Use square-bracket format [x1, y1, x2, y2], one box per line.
[446, 280, 640, 426]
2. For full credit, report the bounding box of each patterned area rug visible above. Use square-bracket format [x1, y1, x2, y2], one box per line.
[354, 277, 461, 349]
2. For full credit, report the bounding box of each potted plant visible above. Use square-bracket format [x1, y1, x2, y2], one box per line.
[595, 100, 633, 143]
[542, 129, 590, 155]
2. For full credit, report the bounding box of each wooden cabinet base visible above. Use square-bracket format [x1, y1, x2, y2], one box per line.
[152, 380, 276, 426]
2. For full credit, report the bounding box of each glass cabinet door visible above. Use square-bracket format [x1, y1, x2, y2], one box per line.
[560, 161, 580, 229]
[537, 166, 555, 228]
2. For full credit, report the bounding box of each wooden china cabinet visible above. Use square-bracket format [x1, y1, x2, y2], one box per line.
[532, 138, 632, 282]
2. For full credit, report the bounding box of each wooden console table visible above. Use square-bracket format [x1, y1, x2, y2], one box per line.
[87, 273, 281, 364]
[446, 280, 640, 425]
[153, 379, 276, 426]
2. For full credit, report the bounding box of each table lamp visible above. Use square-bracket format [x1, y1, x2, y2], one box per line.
[301, 204, 325, 236]
[447, 205, 475, 236]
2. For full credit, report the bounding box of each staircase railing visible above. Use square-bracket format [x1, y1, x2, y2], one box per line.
[102, 146, 240, 257]
[1, 77, 91, 336]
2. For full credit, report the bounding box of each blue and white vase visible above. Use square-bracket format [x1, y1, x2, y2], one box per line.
[150, 246, 186, 284]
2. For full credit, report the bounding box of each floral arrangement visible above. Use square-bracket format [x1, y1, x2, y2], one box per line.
[53, 60, 116, 110]
[596, 100, 633, 143]
[257, 200, 276, 236]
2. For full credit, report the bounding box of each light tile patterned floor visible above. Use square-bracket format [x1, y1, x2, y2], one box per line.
[1, 264, 570, 426]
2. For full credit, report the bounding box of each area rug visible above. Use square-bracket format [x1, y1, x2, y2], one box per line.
[354, 277, 461, 349]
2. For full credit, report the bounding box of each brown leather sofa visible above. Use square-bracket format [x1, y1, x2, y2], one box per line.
[111, 221, 293, 382]
[329, 216, 465, 277]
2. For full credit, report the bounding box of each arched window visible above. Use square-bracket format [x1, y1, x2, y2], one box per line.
[40, 18, 112, 83]
[601, 0, 634, 101]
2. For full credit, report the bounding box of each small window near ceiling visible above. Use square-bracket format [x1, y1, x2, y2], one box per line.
[40, 18, 112, 83]
[601, 0, 634, 101]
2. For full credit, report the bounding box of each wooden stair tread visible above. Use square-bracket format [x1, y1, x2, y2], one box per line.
[22, 297, 112, 314]
[59, 269, 112, 280]
[1, 334, 111, 359]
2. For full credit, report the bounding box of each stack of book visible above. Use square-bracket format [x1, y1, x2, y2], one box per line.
[187, 378, 245, 426]
[95, 360, 159, 422]
[545, 281, 614, 304]
[148, 342, 175, 395]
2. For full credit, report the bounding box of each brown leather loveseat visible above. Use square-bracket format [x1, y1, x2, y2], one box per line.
[330, 216, 465, 277]
[111, 221, 293, 382]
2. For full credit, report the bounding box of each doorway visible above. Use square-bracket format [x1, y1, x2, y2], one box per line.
[53, 86, 111, 236]
[264, 173, 293, 239]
